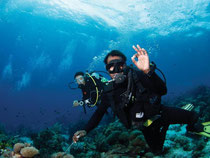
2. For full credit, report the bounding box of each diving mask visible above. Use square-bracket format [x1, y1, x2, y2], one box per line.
[75, 75, 85, 85]
[106, 59, 125, 74]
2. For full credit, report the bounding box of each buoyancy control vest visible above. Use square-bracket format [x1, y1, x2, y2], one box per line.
[79, 72, 109, 114]
[106, 65, 164, 128]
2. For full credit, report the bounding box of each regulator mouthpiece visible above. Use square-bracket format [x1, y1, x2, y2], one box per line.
[114, 73, 126, 84]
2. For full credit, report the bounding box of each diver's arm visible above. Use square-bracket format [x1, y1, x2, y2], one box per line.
[84, 95, 109, 133]
[135, 69, 167, 95]
[144, 71, 167, 95]
[73, 92, 109, 142]
[132, 44, 167, 95]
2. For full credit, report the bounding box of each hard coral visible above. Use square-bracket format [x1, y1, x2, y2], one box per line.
[51, 152, 74, 158]
[20, 147, 39, 157]
[13, 143, 25, 153]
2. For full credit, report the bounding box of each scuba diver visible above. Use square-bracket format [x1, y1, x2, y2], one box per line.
[72, 45, 210, 153]
[70, 71, 108, 114]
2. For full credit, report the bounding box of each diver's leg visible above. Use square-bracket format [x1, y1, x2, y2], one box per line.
[142, 106, 200, 153]
[159, 105, 210, 137]
[142, 122, 169, 153]
[142, 126, 160, 153]
[142, 105, 198, 153]
[159, 105, 199, 128]
[158, 124, 169, 151]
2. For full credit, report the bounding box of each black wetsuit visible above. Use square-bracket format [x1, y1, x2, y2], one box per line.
[79, 75, 107, 112]
[84, 68, 198, 152]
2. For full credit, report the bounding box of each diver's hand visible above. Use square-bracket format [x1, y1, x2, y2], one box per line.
[132, 44, 150, 74]
[73, 100, 79, 107]
[72, 130, 87, 143]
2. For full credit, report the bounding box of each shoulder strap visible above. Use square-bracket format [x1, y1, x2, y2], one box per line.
[132, 68, 146, 94]
[108, 91, 116, 118]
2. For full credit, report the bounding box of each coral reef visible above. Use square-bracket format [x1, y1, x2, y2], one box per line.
[0, 86, 209, 158]
[51, 152, 74, 158]
[1, 143, 39, 158]
[69, 121, 147, 158]
[173, 86, 210, 122]
[0, 128, 19, 156]
[69, 86, 210, 158]
[31, 123, 69, 157]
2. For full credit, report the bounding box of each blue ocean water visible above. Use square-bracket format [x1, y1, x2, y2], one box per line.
[0, 0, 210, 132]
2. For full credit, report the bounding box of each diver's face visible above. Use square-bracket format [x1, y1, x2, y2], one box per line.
[106, 56, 125, 79]
[75, 75, 85, 85]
